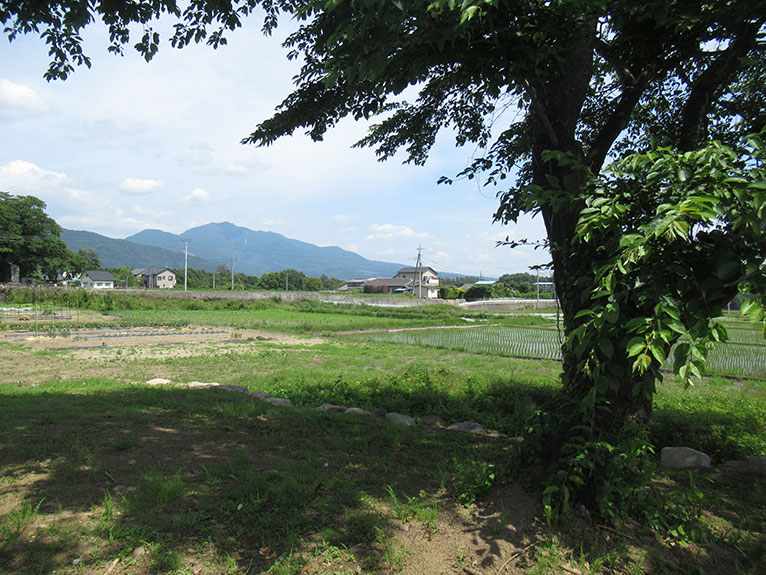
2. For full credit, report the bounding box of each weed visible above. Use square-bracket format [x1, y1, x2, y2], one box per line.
[449, 458, 496, 505]
[374, 527, 407, 571]
[0, 498, 45, 549]
[386, 486, 438, 532]
[150, 543, 181, 573]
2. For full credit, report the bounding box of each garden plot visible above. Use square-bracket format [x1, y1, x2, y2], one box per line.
[3, 325, 324, 358]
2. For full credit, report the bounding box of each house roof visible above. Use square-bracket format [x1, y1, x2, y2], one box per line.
[84, 270, 115, 281]
[141, 266, 175, 276]
[397, 266, 437, 275]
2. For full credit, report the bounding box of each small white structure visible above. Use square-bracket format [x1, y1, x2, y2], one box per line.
[80, 270, 115, 289]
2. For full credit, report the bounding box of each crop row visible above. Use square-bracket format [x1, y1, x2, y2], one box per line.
[359, 326, 766, 378]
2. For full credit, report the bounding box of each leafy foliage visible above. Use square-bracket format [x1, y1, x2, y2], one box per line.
[0, 192, 73, 279]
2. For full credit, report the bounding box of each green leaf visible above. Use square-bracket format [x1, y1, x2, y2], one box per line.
[598, 337, 614, 359]
[649, 344, 666, 364]
[627, 338, 646, 358]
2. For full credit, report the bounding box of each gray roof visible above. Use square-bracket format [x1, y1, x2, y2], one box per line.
[397, 266, 437, 275]
[141, 266, 175, 276]
[84, 270, 115, 281]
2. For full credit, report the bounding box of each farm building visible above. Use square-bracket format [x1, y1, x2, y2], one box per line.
[363, 277, 413, 295]
[80, 270, 115, 289]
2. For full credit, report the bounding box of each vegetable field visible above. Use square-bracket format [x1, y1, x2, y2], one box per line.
[358, 323, 766, 379]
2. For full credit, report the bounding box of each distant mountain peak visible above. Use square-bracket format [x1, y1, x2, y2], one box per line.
[63, 223, 465, 280]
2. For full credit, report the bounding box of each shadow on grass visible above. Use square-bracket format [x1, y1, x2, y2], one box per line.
[0, 384, 536, 574]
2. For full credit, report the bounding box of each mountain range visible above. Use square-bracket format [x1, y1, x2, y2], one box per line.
[61, 222, 406, 280]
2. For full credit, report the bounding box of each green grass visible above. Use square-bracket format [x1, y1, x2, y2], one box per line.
[1, 293, 764, 574]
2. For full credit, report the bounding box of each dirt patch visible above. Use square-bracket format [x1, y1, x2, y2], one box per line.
[2, 325, 324, 361]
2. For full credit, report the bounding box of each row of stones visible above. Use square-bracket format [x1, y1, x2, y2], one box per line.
[146, 378, 765, 475]
[145, 378, 514, 439]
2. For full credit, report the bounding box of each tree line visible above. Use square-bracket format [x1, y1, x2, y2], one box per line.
[108, 265, 346, 292]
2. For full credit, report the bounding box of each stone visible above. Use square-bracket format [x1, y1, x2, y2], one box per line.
[447, 421, 487, 434]
[215, 384, 250, 394]
[345, 407, 372, 416]
[386, 412, 415, 426]
[185, 381, 220, 389]
[418, 415, 444, 428]
[132, 546, 147, 558]
[250, 391, 270, 400]
[146, 378, 172, 386]
[722, 455, 766, 476]
[748, 455, 766, 474]
[660, 446, 711, 469]
[266, 397, 293, 408]
[316, 403, 348, 413]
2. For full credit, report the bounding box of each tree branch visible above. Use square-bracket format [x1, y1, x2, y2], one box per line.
[679, 20, 763, 151]
[586, 64, 654, 172]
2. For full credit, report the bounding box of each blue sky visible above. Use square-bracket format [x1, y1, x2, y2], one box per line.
[0, 16, 548, 277]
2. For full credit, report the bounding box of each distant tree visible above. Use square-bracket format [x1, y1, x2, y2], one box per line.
[77, 248, 101, 270]
[464, 284, 493, 302]
[0, 192, 71, 280]
[440, 285, 465, 300]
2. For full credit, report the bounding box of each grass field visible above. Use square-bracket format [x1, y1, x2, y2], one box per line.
[1, 292, 764, 574]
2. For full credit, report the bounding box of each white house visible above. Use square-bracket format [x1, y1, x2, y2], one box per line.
[80, 270, 115, 289]
[394, 266, 440, 299]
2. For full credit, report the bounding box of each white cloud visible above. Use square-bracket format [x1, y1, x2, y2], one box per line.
[119, 178, 164, 195]
[176, 142, 215, 167]
[0, 159, 67, 192]
[367, 223, 430, 240]
[0, 79, 48, 121]
[180, 188, 213, 205]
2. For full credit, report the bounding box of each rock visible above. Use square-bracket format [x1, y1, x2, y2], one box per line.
[418, 415, 444, 428]
[447, 421, 487, 434]
[215, 384, 250, 394]
[132, 546, 147, 558]
[345, 407, 372, 416]
[661, 446, 712, 469]
[386, 412, 415, 426]
[146, 378, 172, 386]
[316, 403, 348, 413]
[249, 391, 270, 400]
[266, 397, 293, 408]
[722, 455, 766, 476]
[748, 455, 766, 474]
[185, 381, 220, 389]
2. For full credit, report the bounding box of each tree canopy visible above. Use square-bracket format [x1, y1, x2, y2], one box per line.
[4, 0, 765, 516]
[0, 191, 72, 280]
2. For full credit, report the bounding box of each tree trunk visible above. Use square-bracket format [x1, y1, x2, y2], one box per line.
[528, 19, 659, 438]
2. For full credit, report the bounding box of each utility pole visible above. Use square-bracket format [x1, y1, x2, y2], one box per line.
[536, 268, 540, 311]
[183, 236, 189, 292]
[212, 271, 216, 290]
[230, 257, 235, 290]
[414, 244, 423, 298]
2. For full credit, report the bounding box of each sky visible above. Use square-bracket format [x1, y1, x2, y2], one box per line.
[0, 14, 548, 278]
